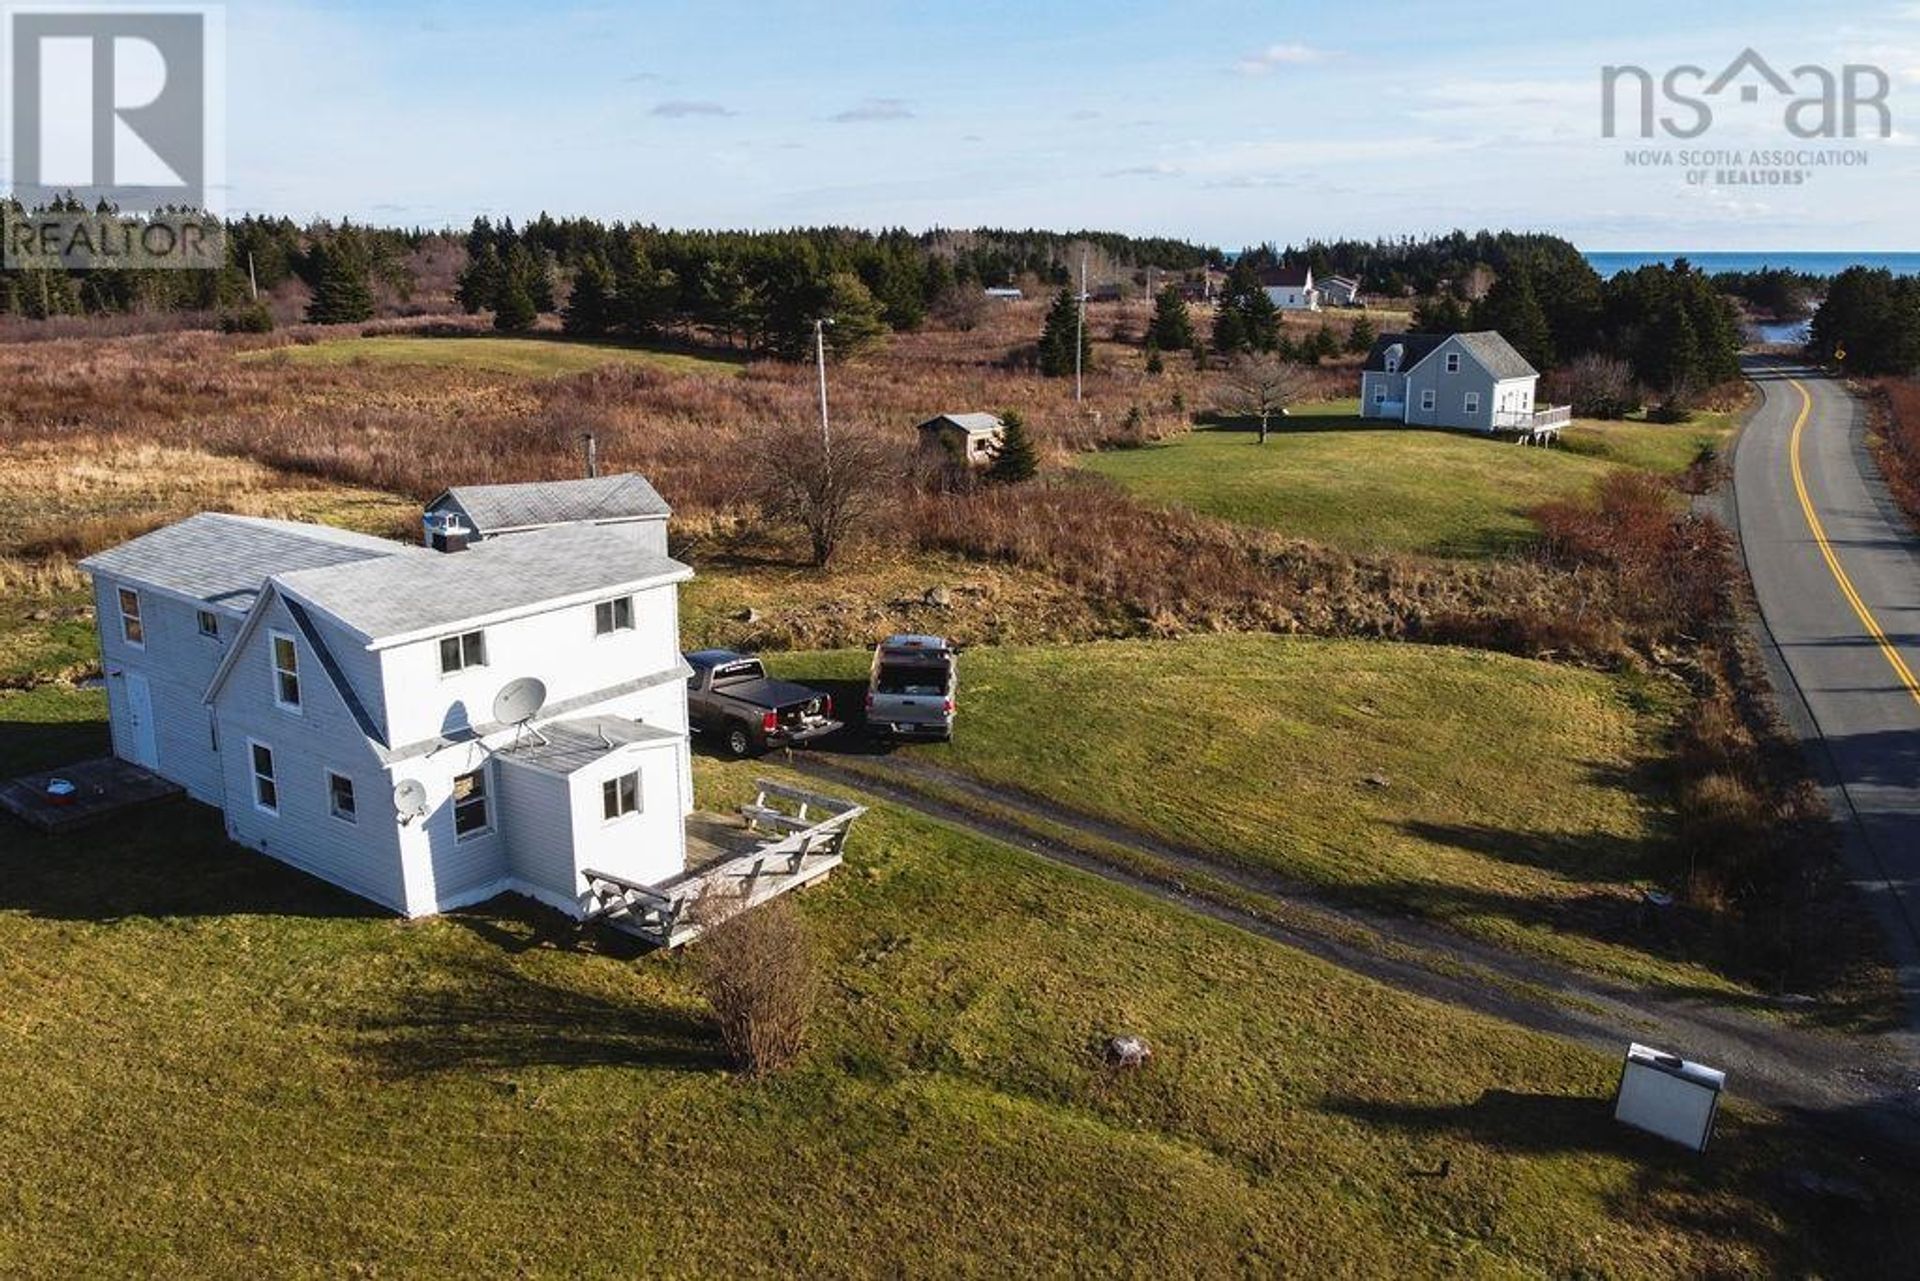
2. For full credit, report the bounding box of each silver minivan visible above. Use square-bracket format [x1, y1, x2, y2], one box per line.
[865, 634, 956, 741]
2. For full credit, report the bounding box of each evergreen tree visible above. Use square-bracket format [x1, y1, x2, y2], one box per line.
[304, 236, 375, 324]
[455, 243, 503, 314]
[1038, 286, 1088, 377]
[823, 271, 886, 358]
[612, 239, 676, 337]
[562, 253, 616, 337]
[1149, 285, 1194, 351]
[987, 411, 1039, 484]
[1213, 260, 1279, 353]
[492, 279, 537, 332]
[1411, 294, 1469, 334]
[1346, 315, 1377, 354]
[1473, 265, 1555, 369]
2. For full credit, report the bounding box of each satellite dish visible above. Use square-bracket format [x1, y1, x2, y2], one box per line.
[392, 778, 429, 821]
[493, 676, 548, 727]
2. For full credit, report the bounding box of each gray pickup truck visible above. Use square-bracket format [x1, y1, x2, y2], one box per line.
[865, 634, 956, 741]
[685, 649, 842, 757]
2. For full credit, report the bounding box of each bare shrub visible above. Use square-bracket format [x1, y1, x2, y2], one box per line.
[1554, 353, 1639, 420]
[752, 420, 899, 566]
[691, 893, 815, 1077]
[1215, 354, 1312, 443]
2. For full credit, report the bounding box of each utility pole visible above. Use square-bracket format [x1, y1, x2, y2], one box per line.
[247, 251, 259, 302]
[1074, 250, 1087, 404]
[582, 431, 599, 478]
[813, 317, 835, 451]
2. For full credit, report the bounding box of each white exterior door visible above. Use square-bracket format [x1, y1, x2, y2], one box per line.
[125, 672, 159, 769]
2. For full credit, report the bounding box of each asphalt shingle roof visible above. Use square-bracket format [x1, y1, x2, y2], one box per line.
[431, 474, 671, 535]
[275, 521, 690, 645]
[1362, 333, 1448, 374]
[918, 412, 1004, 436]
[495, 715, 680, 776]
[77, 513, 412, 611]
[1451, 331, 1539, 381]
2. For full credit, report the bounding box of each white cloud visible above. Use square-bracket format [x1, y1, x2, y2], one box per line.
[830, 98, 914, 123]
[651, 100, 735, 118]
[1234, 43, 1332, 75]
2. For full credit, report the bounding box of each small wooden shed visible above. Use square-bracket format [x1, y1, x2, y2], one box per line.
[916, 413, 1006, 467]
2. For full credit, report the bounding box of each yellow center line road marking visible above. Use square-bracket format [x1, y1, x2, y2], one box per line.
[1787, 377, 1920, 710]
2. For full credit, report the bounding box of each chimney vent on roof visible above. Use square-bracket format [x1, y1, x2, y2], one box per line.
[423, 510, 471, 553]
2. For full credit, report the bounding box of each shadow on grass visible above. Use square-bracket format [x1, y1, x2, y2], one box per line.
[1329, 1089, 1919, 1273]
[353, 955, 725, 1078]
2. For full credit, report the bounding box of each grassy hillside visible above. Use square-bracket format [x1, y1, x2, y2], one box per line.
[247, 335, 742, 379]
[1081, 402, 1733, 557]
[770, 635, 1763, 994]
[0, 685, 1904, 1276]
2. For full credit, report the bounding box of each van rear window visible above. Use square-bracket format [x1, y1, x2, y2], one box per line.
[875, 662, 948, 695]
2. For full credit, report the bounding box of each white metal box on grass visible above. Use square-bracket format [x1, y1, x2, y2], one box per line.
[1613, 1043, 1725, 1153]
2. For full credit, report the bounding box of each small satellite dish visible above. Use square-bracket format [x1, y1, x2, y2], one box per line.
[493, 676, 548, 727]
[392, 778, 429, 822]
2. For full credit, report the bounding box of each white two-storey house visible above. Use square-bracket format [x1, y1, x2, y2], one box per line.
[79, 479, 699, 919]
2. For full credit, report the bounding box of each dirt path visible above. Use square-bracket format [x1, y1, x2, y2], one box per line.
[788, 750, 1920, 1152]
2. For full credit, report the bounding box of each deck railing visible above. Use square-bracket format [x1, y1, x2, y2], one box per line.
[582, 779, 865, 947]
[1492, 405, 1572, 431]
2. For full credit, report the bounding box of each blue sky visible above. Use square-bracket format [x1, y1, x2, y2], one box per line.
[221, 0, 1920, 249]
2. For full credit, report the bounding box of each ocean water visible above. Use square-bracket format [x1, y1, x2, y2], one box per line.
[1583, 251, 1920, 278]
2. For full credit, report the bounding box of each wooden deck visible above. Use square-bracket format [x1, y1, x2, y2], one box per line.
[0, 757, 184, 834]
[583, 779, 865, 948]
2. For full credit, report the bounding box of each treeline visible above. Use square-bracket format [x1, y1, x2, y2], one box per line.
[1809, 267, 1920, 374]
[1222, 231, 1741, 398]
[455, 216, 1219, 357]
[0, 206, 426, 325]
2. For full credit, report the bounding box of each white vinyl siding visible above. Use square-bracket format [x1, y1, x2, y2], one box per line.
[118, 588, 144, 647]
[270, 631, 302, 710]
[250, 741, 279, 814]
[439, 630, 487, 675]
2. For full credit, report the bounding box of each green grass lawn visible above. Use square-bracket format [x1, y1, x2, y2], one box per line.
[247, 334, 742, 379]
[1082, 401, 1734, 558]
[768, 635, 1787, 997]
[0, 684, 1903, 1276]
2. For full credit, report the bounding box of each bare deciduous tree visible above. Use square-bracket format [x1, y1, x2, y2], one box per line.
[691, 892, 815, 1077]
[1216, 354, 1312, 443]
[1561, 352, 1638, 420]
[756, 420, 894, 566]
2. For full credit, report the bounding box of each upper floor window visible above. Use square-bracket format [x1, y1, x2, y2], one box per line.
[117, 588, 144, 647]
[270, 632, 301, 710]
[594, 596, 634, 636]
[602, 770, 641, 821]
[439, 630, 487, 675]
[453, 768, 491, 838]
[1445, 352, 1461, 373]
[196, 609, 220, 639]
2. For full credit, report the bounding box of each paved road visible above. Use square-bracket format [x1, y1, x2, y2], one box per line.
[1732, 358, 1920, 1013]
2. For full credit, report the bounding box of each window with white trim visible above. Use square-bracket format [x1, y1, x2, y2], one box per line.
[328, 771, 357, 823]
[594, 596, 634, 636]
[271, 632, 301, 710]
[602, 770, 641, 821]
[1445, 352, 1461, 373]
[197, 609, 220, 638]
[1464, 392, 1481, 414]
[1420, 389, 1436, 411]
[251, 742, 278, 813]
[439, 630, 487, 675]
[1372, 386, 1387, 405]
[117, 588, 144, 646]
[453, 768, 490, 837]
